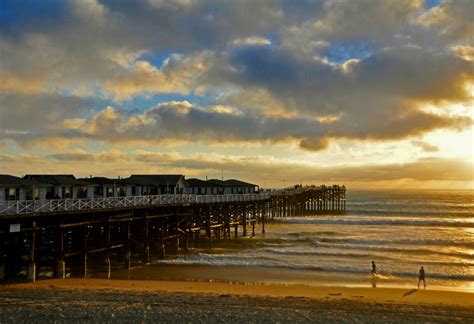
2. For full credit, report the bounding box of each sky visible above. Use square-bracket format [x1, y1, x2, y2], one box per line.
[0, 0, 473, 189]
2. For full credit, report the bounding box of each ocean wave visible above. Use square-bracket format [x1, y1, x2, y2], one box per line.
[345, 209, 474, 218]
[262, 247, 392, 260]
[313, 237, 474, 249]
[311, 241, 474, 260]
[262, 247, 474, 266]
[153, 253, 474, 282]
[274, 217, 474, 228]
[153, 253, 323, 271]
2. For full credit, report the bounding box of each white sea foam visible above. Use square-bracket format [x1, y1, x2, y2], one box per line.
[274, 216, 474, 228]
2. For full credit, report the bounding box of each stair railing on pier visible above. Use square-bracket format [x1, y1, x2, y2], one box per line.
[0, 193, 271, 215]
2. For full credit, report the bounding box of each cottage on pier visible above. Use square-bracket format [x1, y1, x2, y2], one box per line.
[186, 178, 259, 195]
[79, 177, 136, 198]
[123, 175, 188, 195]
[23, 174, 96, 199]
[0, 175, 49, 201]
[186, 178, 218, 195]
[220, 179, 259, 194]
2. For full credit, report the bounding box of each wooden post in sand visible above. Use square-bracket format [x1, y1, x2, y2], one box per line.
[82, 224, 88, 278]
[143, 212, 150, 264]
[252, 204, 256, 237]
[174, 210, 180, 254]
[184, 212, 189, 253]
[124, 220, 132, 269]
[27, 221, 36, 283]
[56, 221, 65, 279]
[160, 217, 166, 259]
[242, 205, 247, 237]
[207, 207, 212, 247]
[331, 189, 335, 211]
[105, 216, 111, 279]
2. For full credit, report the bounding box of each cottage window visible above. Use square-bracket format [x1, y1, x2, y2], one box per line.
[25, 188, 39, 200]
[94, 186, 103, 196]
[77, 187, 87, 198]
[63, 187, 71, 198]
[6, 188, 19, 201]
[118, 187, 126, 197]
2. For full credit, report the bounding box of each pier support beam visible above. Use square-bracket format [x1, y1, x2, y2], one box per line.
[242, 207, 247, 237]
[105, 216, 111, 279]
[56, 222, 65, 279]
[27, 261, 36, 283]
[143, 213, 150, 264]
[27, 221, 36, 283]
[124, 221, 132, 269]
[160, 217, 166, 259]
[0, 264, 4, 281]
[56, 259, 65, 279]
[82, 225, 88, 278]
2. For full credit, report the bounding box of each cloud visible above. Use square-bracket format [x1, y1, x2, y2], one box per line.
[418, 0, 474, 41]
[0, 0, 473, 188]
[2, 143, 472, 188]
[49, 100, 471, 153]
[411, 140, 439, 152]
[0, 72, 45, 95]
[48, 149, 128, 163]
[230, 36, 272, 47]
[0, 93, 93, 142]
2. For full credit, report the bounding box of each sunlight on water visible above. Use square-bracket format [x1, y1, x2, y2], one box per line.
[156, 190, 474, 291]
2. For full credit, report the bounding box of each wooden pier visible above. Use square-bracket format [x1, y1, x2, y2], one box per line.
[0, 186, 345, 282]
[271, 185, 346, 217]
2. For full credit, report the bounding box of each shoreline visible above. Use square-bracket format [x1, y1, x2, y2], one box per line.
[114, 263, 474, 293]
[5, 278, 474, 308]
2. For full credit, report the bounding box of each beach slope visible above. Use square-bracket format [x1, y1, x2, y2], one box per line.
[1, 279, 473, 323]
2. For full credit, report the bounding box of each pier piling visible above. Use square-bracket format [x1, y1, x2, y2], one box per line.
[0, 185, 345, 281]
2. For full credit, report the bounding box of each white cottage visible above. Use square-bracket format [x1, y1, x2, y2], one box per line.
[79, 177, 135, 197]
[186, 178, 218, 195]
[23, 174, 96, 199]
[187, 178, 259, 195]
[0, 174, 49, 201]
[124, 175, 188, 195]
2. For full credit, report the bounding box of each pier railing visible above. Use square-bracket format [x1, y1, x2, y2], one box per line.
[0, 193, 271, 215]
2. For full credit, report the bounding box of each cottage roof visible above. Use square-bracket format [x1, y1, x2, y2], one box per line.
[202, 178, 257, 188]
[0, 174, 48, 188]
[125, 175, 187, 187]
[24, 174, 93, 186]
[79, 177, 122, 185]
[207, 179, 225, 186]
[186, 178, 215, 187]
[223, 179, 258, 187]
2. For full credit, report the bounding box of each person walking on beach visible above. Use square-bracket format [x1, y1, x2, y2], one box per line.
[371, 261, 378, 276]
[418, 266, 426, 289]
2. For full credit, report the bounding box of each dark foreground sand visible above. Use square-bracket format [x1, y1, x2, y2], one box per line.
[1, 279, 473, 323]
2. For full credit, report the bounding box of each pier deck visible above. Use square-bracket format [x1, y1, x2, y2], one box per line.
[0, 185, 345, 282]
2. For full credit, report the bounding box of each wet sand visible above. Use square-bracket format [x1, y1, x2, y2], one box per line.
[1, 278, 473, 323]
[109, 263, 474, 292]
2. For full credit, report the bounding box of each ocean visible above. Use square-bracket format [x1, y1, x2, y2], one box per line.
[147, 190, 474, 291]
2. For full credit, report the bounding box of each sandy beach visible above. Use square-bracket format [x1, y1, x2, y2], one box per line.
[1, 278, 473, 323]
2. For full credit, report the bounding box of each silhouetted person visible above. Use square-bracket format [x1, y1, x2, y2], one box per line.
[371, 261, 378, 276]
[418, 266, 426, 289]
